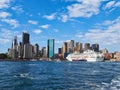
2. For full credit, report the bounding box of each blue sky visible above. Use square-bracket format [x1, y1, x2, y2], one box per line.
[0, 0, 120, 53]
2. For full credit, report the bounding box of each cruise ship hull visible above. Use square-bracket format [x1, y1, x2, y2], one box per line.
[66, 50, 104, 62]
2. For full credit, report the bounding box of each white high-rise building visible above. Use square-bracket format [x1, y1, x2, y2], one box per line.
[23, 44, 33, 59]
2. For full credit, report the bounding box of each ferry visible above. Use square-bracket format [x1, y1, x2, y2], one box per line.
[66, 50, 104, 62]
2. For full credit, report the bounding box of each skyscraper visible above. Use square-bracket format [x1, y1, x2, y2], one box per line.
[91, 43, 99, 52]
[62, 42, 67, 54]
[47, 39, 55, 59]
[22, 32, 30, 45]
[11, 36, 18, 59]
[33, 44, 39, 57]
[67, 40, 74, 53]
[23, 43, 33, 59]
[84, 43, 90, 51]
[42, 47, 47, 58]
[22, 32, 30, 58]
[76, 42, 83, 53]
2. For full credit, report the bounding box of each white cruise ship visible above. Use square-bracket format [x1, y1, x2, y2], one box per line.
[66, 50, 104, 62]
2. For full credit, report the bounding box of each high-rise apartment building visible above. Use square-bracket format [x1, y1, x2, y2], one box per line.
[47, 39, 55, 58]
[76, 42, 83, 53]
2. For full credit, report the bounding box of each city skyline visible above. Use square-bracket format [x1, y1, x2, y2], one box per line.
[0, 0, 120, 53]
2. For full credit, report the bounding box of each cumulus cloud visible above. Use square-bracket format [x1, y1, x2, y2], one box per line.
[11, 6, 24, 13]
[1, 19, 19, 28]
[103, 1, 120, 11]
[0, 0, 11, 9]
[61, 15, 68, 22]
[33, 29, 42, 34]
[67, 0, 101, 18]
[28, 20, 38, 25]
[0, 29, 21, 44]
[39, 24, 50, 29]
[76, 16, 120, 47]
[0, 12, 11, 18]
[43, 13, 56, 20]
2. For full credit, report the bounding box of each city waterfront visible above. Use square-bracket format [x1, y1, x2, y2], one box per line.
[0, 60, 120, 90]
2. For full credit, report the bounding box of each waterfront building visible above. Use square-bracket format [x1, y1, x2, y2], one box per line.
[58, 48, 62, 54]
[33, 44, 39, 57]
[114, 52, 120, 61]
[101, 48, 108, 54]
[76, 42, 83, 53]
[47, 39, 55, 59]
[11, 36, 18, 59]
[67, 40, 74, 53]
[42, 47, 47, 58]
[91, 43, 99, 52]
[84, 43, 90, 51]
[22, 32, 30, 58]
[62, 42, 67, 54]
[23, 44, 33, 59]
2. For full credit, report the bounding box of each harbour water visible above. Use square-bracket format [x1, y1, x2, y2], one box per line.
[0, 60, 120, 90]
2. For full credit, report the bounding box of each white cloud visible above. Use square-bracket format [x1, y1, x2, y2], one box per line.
[103, 1, 120, 10]
[75, 16, 120, 51]
[61, 15, 68, 22]
[28, 20, 38, 25]
[11, 6, 24, 13]
[39, 24, 50, 29]
[104, 1, 116, 9]
[33, 29, 42, 34]
[0, 38, 10, 44]
[43, 13, 56, 20]
[0, 29, 22, 45]
[1, 19, 19, 28]
[0, 12, 11, 18]
[67, 0, 101, 18]
[0, 29, 18, 44]
[114, 2, 120, 7]
[0, 0, 11, 9]
[55, 40, 63, 44]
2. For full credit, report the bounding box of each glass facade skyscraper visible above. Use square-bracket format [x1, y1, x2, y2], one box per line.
[47, 39, 55, 58]
[22, 32, 30, 45]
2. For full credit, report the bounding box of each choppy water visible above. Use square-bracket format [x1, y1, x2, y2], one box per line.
[0, 61, 120, 90]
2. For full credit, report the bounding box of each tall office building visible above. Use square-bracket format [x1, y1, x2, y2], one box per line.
[76, 42, 83, 53]
[22, 32, 30, 58]
[67, 40, 74, 53]
[84, 43, 90, 51]
[22, 32, 30, 45]
[42, 47, 47, 58]
[47, 39, 55, 58]
[11, 36, 18, 59]
[23, 44, 33, 59]
[33, 44, 39, 57]
[91, 43, 99, 52]
[62, 42, 67, 54]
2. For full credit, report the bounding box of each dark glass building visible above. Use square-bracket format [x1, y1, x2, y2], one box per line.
[47, 39, 55, 58]
[22, 32, 30, 45]
[91, 43, 99, 52]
